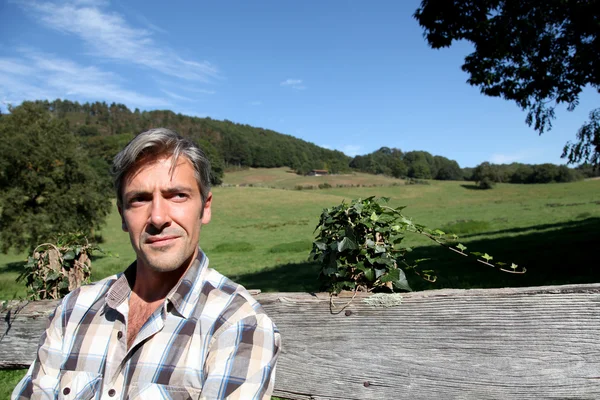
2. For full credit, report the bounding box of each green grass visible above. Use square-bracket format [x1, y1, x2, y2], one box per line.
[269, 240, 312, 254]
[1, 170, 600, 396]
[212, 241, 256, 253]
[440, 219, 492, 235]
[1, 176, 600, 298]
[0, 369, 27, 398]
[222, 166, 404, 189]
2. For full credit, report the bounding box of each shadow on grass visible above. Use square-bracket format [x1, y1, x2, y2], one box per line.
[459, 217, 598, 239]
[0, 260, 26, 274]
[233, 217, 600, 293]
[406, 216, 600, 291]
[460, 184, 486, 190]
[233, 262, 321, 293]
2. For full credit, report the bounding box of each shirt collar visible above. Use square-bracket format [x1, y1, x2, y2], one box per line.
[105, 261, 136, 310]
[104, 249, 207, 320]
[166, 249, 207, 319]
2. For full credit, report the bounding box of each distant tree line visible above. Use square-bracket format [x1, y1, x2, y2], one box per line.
[349, 147, 463, 180]
[350, 147, 592, 189]
[469, 162, 587, 189]
[7, 99, 594, 188]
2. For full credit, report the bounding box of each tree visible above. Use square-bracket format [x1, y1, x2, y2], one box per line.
[415, 0, 600, 165]
[472, 162, 500, 189]
[0, 102, 111, 252]
[433, 156, 462, 180]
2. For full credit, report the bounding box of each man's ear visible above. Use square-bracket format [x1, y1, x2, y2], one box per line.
[118, 205, 128, 232]
[201, 192, 212, 224]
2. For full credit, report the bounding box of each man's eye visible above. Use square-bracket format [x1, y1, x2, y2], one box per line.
[174, 193, 188, 199]
[128, 196, 148, 205]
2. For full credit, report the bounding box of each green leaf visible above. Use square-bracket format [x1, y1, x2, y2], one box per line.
[380, 268, 400, 283]
[364, 269, 376, 282]
[63, 251, 76, 261]
[314, 241, 327, 251]
[392, 269, 412, 292]
[482, 253, 493, 262]
[456, 243, 467, 252]
[370, 212, 379, 221]
[322, 265, 337, 276]
[374, 245, 386, 253]
[46, 272, 59, 281]
[337, 237, 358, 252]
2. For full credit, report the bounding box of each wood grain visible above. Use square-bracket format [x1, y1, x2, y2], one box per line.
[3, 284, 600, 399]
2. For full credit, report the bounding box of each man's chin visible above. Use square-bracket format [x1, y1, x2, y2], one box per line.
[139, 248, 186, 273]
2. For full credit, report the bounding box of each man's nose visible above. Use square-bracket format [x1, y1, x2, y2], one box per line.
[149, 195, 171, 230]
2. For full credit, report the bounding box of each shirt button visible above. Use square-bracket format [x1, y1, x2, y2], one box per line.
[108, 388, 116, 397]
[63, 387, 71, 395]
[117, 331, 123, 339]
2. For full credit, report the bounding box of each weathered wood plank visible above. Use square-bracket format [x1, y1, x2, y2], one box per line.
[2, 284, 600, 399]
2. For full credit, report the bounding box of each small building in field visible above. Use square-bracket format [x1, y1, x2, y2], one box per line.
[308, 169, 329, 176]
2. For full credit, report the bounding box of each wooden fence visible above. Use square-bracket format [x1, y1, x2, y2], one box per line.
[2, 284, 600, 399]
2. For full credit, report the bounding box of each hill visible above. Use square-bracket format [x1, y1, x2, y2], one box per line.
[23, 99, 352, 184]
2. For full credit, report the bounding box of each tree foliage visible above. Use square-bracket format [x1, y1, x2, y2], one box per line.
[350, 147, 463, 180]
[415, 0, 600, 165]
[25, 99, 352, 181]
[0, 102, 111, 252]
[470, 161, 582, 187]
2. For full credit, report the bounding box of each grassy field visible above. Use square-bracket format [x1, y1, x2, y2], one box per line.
[1, 170, 599, 297]
[1, 169, 599, 395]
[222, 166, 405, 189]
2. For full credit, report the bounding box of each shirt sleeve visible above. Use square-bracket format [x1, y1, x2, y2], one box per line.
[200, 313, 282, 400]
[12, 301, 65, 400]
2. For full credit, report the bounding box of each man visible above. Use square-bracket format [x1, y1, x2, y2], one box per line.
[13, 128, 281, 399]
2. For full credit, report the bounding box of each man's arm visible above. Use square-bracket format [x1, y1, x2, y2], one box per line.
[12, 301, 65, 400]
[201, 313, 281, 400]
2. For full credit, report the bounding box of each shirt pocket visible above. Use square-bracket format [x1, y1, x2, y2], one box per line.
[58, 370, 103, 400]
[129, 383, 201, 400]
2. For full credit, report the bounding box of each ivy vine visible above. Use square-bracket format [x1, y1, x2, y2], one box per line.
[310, 197, 525, 294]
[17, 233, 100, 300]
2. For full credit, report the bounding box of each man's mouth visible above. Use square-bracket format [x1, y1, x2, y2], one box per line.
[146, 236, 179, 245]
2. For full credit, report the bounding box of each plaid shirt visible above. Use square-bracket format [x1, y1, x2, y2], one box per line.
[13, 250, 281, 400]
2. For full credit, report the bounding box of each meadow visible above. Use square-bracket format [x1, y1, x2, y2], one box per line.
[1, 170, 599, 298]
[1, 170, 599, 397]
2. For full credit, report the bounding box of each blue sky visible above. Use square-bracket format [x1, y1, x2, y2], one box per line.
[1, 0, 597, 167]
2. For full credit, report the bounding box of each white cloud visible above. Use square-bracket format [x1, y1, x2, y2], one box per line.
[18, 0, 219, 83]
[0, 50, 170, 108]
[489, 150, 542, 164]
[341, 145, 362, 157]
[320, 144, 332, 149]
[280, 78, 306, 90]
[161, 89, 194, 102]
[249, 101, 262, 106]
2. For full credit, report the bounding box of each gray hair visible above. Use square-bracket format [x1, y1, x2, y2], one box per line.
[112, 128, 211, 208]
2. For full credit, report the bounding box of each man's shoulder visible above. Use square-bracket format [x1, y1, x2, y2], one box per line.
[200, 266, 268, 322]
[61, 273, 120, 309]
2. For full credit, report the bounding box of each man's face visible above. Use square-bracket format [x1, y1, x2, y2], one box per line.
[118, 155, 212, 273]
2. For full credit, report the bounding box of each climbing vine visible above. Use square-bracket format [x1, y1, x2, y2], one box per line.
[310, 197, 525, 294]
[18, 233, 100, 300]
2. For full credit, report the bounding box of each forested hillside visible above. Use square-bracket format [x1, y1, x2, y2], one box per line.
[5, 99, 592, 188]
[26, 99, 353, 185]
